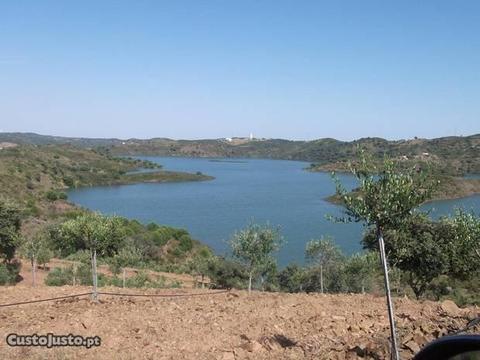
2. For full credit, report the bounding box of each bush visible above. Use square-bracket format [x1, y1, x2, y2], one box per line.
[0, 264, 11, 285]
[0, 260, 22, 285]
[45, 190, 68, 201]
[207, 258, 248, 289]
[178, 234, 193, 252]
[45, 267, 73, 286]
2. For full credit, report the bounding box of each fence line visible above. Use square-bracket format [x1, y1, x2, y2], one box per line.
[98, 289, 229, 298]
[0, 292, 92, 308]
[0, 289, 230, 308]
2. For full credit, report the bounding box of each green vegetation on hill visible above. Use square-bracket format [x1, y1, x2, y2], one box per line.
[2, 132, 480, 201]
[2, 132, 479, 176]
[0, 144, 212, 218]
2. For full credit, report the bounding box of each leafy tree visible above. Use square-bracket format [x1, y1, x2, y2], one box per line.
[59, 212, 125, 299]
[0, 199, 21, 263]
[445, 209, 480, 278]
[305, 236, 343, 293]
[277, 264, 307, 293]
[207, 257, 249, 290]
[229, 223, 282, 293]
[363, 214, 452, 298]
[333, 152, 436, 359]
[344, 252, 379, 293]
[109, 245, 143, 287]
[188, 247, 214, 288]
[20, 231, 53, 286]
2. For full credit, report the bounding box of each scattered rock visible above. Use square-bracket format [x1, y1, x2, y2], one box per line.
[440, 300, 460, 316]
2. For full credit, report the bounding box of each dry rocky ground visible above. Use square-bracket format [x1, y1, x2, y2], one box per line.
[0, 283, 479, 360]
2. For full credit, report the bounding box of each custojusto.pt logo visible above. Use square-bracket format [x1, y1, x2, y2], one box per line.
[6, 333, 101, 349]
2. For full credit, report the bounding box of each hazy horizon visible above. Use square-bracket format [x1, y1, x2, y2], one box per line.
[1, 130, 480, 143]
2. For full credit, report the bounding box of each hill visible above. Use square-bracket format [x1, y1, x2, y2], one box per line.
[0, 144, 212, 218]
[1, 132, 480, 176]
[0, 284, 478, 359]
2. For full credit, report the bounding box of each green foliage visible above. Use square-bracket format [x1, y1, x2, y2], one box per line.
[343, 252, 379, 293]
[108, 246, 143, 275]
[0, 261, 21, 285]
[207, 257, 249, 289]
[333, 152, 437, 229]
[444, 209, 480, 278]
[58, 212, 125, 256]
[178, 234, 193, 253]
[230, 223, 282, 292]
[20, 231, 53, 268]
[0, 199, 21, 263]
[45, 190, 68, 201]
[0, 263, 10, 285]
[305, 236, 343, 268]
[45, 267, 73, 286]
[277, 264, 307, 293]
[363, 213, 480, 299]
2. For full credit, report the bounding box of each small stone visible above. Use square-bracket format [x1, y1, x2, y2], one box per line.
[221, 352, 235, 360]
[404, 340, 421, 354]
[440, 300, 460, 316]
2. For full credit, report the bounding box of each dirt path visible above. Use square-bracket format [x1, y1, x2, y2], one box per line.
[0, 285, 478, 359]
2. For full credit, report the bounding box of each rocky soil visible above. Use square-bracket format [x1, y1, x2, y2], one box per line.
[0, 285, 479, 360]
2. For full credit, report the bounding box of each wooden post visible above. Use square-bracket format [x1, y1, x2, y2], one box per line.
[73, 263, 77, 286]
[92, 249, 98, 301]
[378, 228, 399, 360]
[320, 264, 324, 294]
[32, 257, 37, 287]
[122, 268, 126, 288]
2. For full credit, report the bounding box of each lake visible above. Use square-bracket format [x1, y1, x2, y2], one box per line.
[68, 157, 480, 266]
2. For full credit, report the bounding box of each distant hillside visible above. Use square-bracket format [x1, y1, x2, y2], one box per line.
[0, 144, 211, 218]
[1, 132, 480, 175]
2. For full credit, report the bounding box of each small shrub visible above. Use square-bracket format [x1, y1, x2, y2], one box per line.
[0, 264, 11, 285]
[45, 267, 73, 286]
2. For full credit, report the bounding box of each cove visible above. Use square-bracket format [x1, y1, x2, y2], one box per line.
[67, 157, 480, 266]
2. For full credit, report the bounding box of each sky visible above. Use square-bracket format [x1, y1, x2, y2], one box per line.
[0, 1, 479, 141]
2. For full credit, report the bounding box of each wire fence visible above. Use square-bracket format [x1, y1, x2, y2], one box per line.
[0, 289, 230, 308]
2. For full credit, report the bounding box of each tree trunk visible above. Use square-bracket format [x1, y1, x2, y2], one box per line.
[72, 263, 77, 286]
[201, 274, 205, 289]
[122, 268, 126, 288]
[320, 265, 324, 294]
[378, 228, 399, 360]
[32, 257, 37, 287]
[92, 249, 98, 301]
[248, 272, 253, 293]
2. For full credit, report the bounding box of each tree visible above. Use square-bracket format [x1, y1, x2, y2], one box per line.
[344, 252, 379, 294]
[445, 209, 480, 278]
[188, 247, 214, 288]
[305, 236, 343, 293]
[109, 245, 143, 288]
[20, 231, 53, 286]
[333, 152, 436, 360]
[277, 264, 307, 293]
[60, 212, 125, 300]
[0, 199, 21, 264]
[229, 223, 282, 293]
[363, 214, 451, 298]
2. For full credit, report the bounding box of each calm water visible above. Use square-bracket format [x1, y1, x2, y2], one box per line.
[68, 157, 480, 266]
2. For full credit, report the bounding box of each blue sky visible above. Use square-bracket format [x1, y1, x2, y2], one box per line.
[0, 1, 478, 140]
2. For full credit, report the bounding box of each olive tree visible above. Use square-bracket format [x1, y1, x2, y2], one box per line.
[305, 236, 343, 293]
[446, 209, 480, 277]
[333, 153, 436, 360]
[60, 212, 125, 300]
[109, 245, 143, 287]
[20, 231, 52, 286]
[230, 223, 282, 293]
